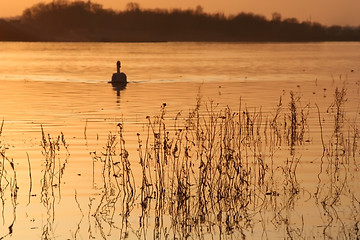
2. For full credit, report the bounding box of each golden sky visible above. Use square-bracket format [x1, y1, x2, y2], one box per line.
[1, 0, 359, 26]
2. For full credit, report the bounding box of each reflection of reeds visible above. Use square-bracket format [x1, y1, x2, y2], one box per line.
[90, 123, 135, 239]
[0, 121, 18, 239]
[0, 84, 358, 239]
[40, 126, 69, 206]
[40, 126, 70, 239]
[314, 86, 360, 239]
[133, 92, 311, 238]
[72, 190, 84, 240]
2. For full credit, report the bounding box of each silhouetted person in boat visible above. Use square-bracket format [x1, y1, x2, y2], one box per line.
[111, 60, 127, 84]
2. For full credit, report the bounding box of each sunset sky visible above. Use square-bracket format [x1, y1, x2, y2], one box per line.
[1, 0, 360, 26]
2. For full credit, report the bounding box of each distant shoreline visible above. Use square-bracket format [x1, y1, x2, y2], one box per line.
[1, 1, 359, 42]
[1, 40, 360, 43]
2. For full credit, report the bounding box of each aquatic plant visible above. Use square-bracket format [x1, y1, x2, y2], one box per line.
[0, 120, 18, 239]
[90, 122, 135, 239]
[314, 86, 360, 239]
[84, 86, 359, 239]
[40, 126, 70, 239]
[0, 84, 359, 239]
[133, 91, 313, 238]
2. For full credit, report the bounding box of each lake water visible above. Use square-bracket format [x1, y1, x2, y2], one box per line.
[0, 42, 360, 239]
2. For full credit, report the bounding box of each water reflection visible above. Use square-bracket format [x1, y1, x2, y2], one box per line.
[314, 87, 360, 239]
[89, 124, 135, 238]
[0, 120, 18, 239]
[0, 146, 18, 238]
[40, 126, 70, 239]
[111, 81, 127, 97]
[0, 84, 359, 239]
[132, 99, 306, 239]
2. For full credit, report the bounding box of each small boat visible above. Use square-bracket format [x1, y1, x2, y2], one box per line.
[109, 60, 127, 85]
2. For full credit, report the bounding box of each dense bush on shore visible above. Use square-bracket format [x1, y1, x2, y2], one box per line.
[1, 0, 360, 42]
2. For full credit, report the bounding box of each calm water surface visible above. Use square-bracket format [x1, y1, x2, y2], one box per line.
[0, 42, 360, 239]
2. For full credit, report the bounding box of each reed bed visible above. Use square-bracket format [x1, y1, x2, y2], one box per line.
[314, 86, 360, 239]
[132, 92, 312, 238]
[69, 87, 360, 239]
[0, 86, 359, 239]
[39, 126, 70, 239]
[90, 123, 136, 239]
[0, 120, 18, 239]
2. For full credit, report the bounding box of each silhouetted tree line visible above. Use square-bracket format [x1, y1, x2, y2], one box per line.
[1, 0, 360, 42]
